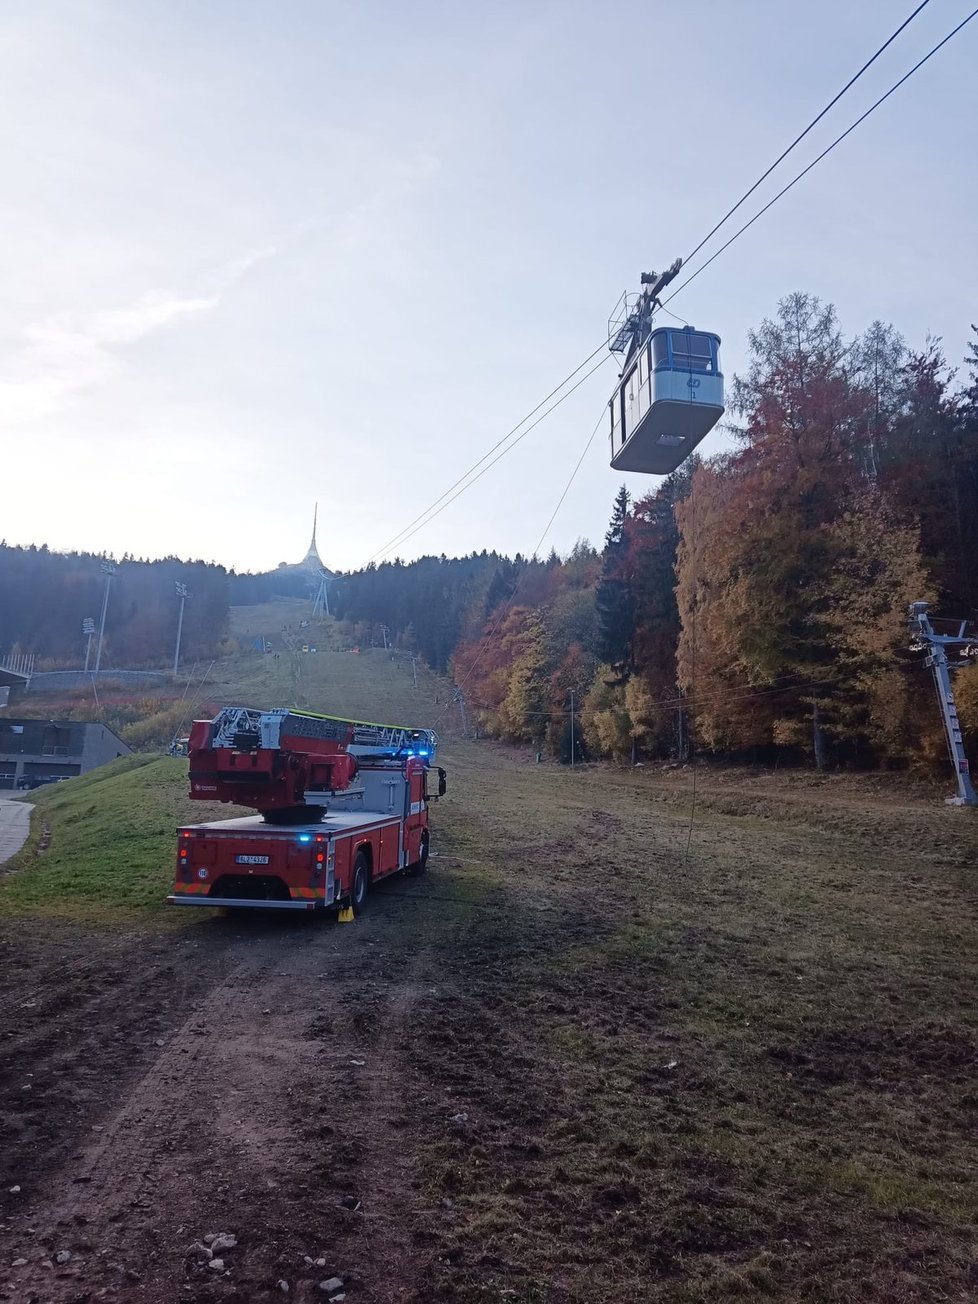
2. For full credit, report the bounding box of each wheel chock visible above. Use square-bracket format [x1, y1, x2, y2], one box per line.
[337, 905, 355, 923]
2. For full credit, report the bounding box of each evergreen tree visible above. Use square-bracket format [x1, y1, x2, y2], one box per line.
[627, 466, 692, 756]
[595, 486, 634, 681]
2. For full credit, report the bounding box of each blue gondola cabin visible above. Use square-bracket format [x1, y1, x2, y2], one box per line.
[609, 325, 724, 474]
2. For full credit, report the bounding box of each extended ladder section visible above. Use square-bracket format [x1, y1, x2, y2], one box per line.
[207, 706, 438, 760]
[188, 706, 439, 821]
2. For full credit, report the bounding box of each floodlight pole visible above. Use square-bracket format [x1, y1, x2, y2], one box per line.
[94, 562, 116, 674]
[174, 582, 189, 675]
[82, 617, 96, 672]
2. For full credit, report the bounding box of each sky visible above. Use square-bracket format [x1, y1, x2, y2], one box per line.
[1, 0, 976, 575]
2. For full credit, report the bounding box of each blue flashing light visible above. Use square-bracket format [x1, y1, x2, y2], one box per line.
[297, 833, 313, 843]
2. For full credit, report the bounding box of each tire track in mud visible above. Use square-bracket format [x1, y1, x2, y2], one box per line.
[1, 888, 449, 1304]
[4, 946, 288, 1301]
[292, 886, 452, 1304]
[341, 970, 430, 1304]
[1, 927, 239, 1240]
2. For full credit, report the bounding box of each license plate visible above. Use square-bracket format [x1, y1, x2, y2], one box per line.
[235, 854, 269, 865]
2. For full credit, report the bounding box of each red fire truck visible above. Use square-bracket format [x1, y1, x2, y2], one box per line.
[167, 706, 446, 914]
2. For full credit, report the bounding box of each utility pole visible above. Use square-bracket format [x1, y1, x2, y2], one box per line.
[82, 617, 96, 672]
[94, 561, 116, 675]
[909, 601, 978, 806]
[454, 686, 469, 738]
[173, 582, 189, 675]
[412, 656, 418, 688]
[570, 690, 575, 769]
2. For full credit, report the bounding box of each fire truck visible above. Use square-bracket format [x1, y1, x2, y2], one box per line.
[167, 706, 446, 914]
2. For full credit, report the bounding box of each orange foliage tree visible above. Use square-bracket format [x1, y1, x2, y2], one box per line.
[676, 293, 929, 763]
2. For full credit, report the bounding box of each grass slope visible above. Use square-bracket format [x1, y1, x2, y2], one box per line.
[0, 757, 245, 921]
[0, 636, 454, 922]
[405, 745, 978, 1300]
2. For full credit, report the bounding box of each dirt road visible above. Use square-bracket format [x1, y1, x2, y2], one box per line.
[1, 746, 976, 1303]
[0, 881, 457, 1304]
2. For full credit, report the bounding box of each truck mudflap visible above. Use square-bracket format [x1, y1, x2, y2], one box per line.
[167, 894, 319, 911]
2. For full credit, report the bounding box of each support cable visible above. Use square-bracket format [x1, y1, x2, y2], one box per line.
[359, 6, 977, 575]
[665, 7, 978, 308]
[370, 354, 613, 565]
[682, 1, 932, 268]
[436, 402, 610, 728]
[367, 344, 613, 564]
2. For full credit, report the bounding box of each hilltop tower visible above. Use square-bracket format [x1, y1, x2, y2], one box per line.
[275, 505, 334, 599]
[302, 503, 324, 574]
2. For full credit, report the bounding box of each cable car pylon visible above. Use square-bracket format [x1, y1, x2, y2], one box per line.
[608, 258, 724, 475]
[908, 601, 978, 807]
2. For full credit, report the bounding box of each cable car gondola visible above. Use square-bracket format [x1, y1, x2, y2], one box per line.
[607, 262, 724, 475]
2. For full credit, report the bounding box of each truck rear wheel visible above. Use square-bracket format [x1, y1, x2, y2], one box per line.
[351, 850, 370, 915]
[406, 832, 429, 877]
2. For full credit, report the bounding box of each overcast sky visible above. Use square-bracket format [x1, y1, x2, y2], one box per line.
[1, 0, 976, 574]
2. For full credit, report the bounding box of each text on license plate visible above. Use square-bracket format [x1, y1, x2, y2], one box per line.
[235, 854, 269, 865]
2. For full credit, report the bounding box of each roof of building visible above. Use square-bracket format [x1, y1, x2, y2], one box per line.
[0, 718, 131, 750]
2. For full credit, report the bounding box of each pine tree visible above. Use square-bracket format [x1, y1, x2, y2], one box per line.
[626, 467, 692, 756]
[595, 486, 634, 681]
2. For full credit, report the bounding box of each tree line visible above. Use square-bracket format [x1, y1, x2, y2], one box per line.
[0, 545, 231, 669]
[10, 289, 974, 772]
[339, 293, 978, 769]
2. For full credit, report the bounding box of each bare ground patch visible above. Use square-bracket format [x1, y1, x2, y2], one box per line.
[1, 750, 976, 1303]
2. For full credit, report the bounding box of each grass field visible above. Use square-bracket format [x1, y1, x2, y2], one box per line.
[1, 620, 976, 1302]
[0, 756, 251, 920]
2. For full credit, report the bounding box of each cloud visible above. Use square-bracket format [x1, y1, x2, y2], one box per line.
[0, 246, 275, 426]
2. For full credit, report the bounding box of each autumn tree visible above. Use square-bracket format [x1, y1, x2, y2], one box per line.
[582, 668, 632, 762]
[677, 293, 908, 758]
[497, 609, 550, 741]
[816, 487, 933, 761]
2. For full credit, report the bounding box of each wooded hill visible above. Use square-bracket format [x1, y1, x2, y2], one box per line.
[0, 547, 231, 669]
[337, 293, 978, 769]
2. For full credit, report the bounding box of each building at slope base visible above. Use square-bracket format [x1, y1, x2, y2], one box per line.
[0, 719, 131, 789]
